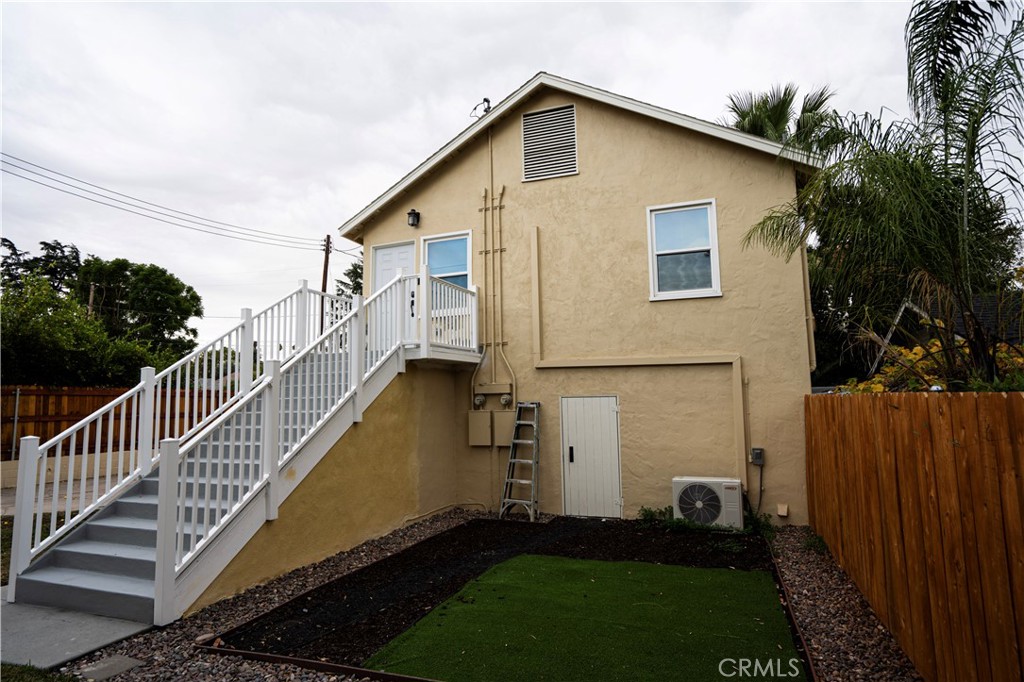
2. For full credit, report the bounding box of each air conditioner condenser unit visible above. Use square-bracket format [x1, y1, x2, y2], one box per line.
[672, 476, 743, 529]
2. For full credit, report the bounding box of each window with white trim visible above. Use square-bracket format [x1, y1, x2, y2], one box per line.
[424, 233, 470, 288]
[647, 200, 721, 300]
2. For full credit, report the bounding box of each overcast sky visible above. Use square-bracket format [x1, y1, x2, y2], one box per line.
[2, 2, 911, 343]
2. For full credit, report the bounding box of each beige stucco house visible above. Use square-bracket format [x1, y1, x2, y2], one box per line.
[342, 72, 815, 525]
[7, 73, 818, 619]
[194, 71, 817, 608]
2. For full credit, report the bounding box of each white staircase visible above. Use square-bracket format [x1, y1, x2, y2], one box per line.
[7, 272, 478, 625]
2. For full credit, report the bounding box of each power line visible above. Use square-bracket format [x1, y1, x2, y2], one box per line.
[1, 153, 322, 246]
[4, 159, 318, 245]
[2, 168, 324, 251]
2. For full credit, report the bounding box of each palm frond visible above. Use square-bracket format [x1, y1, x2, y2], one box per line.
[906, 0, 1015, 118]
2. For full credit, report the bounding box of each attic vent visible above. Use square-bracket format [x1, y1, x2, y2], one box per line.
[522, 104, 578, 181]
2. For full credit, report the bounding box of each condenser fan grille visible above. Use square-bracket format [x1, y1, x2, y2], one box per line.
[676, 482, 722, 525]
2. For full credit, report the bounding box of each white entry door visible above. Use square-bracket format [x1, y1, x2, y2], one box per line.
[561, 396, 622, 518]
[372, 242, 415, 293]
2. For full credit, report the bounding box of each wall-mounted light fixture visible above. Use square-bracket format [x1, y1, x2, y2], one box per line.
[407, 209, 421, 228]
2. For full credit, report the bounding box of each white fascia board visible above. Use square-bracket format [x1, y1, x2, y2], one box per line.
[338, 72, 821, 239]
[338, 73, 550, 239]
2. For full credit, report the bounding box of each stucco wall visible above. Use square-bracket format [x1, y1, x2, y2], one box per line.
[358, 86, 812, 524]
[190, 365, 468, 612]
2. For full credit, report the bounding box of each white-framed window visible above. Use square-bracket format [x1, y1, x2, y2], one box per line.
[647, 199, 721, 300]
[423, 231, 471, 288]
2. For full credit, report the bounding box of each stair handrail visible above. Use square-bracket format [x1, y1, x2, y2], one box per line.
[154, 276, 404, 622]
[8, 281, 349, 591]
[157, 371, 275, 580]
[277, 306, 360, 467]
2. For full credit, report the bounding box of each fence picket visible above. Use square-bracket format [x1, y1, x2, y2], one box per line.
[889, 393, 936, 681]
[973, 393, 1021, 681]
[876, 397, 912, 658]
[807, 393, 1023, 682]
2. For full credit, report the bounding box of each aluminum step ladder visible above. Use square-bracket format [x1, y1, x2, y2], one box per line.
[499, 402, 540, 522]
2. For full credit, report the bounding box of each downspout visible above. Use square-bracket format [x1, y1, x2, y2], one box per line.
[800, 245, 817, 373]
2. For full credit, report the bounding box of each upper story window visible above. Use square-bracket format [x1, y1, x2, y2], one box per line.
[522, 104, 578, 182]
[424, 232, 470, 288]
[647, 200, 721, 300]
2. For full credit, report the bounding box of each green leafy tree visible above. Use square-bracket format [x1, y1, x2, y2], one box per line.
[1, 238, 81, 294]
[336, 260, 363, 297]
[0, 274, 161, 387]
[76, 256, 203, 357]
[743, 0, 1024, 387]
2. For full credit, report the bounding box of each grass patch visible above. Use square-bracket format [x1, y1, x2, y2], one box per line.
[365, 554, 805, 682]
[2, 515, 13, 585]
[0, 664, 75, 682]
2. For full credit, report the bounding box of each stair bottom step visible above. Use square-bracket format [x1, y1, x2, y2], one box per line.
[17, 566, 154, 623]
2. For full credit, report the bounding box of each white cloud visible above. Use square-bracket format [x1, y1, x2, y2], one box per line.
[2, 2, 912, 343]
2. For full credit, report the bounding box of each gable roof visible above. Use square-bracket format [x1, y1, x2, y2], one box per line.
[339, 72, 817, 240]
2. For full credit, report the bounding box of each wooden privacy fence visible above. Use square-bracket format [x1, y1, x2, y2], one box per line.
[806, 392, 1023, 682]
[2, 387, 128, 461]
[1, 386, 214, 461]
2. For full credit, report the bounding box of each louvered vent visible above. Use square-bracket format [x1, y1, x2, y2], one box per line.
[522, 104, 577, 181]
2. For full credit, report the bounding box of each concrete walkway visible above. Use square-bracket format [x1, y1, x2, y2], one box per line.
[0, 586, 150, 669]
[2, 480, 146, 670]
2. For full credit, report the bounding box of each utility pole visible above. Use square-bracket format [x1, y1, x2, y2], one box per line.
[320, 234, 332, 333]
[87, 282, 96, 317]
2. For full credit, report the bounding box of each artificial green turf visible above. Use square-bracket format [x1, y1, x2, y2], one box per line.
[364, 554, 806, 682]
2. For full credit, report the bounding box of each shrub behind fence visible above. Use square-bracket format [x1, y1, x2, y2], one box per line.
[806, 392, 1023, 682]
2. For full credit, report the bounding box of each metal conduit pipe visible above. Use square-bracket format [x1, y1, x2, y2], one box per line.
[488, 128, 498, 384]
[494, 183, 517, 406]
[469, 187, 489, 406]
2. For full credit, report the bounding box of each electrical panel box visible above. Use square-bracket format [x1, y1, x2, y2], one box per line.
[468, 411, 492, 447]
[493, 410, 517, 447]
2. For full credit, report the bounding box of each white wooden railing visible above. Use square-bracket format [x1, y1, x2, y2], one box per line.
[8, 281, 348, 595]
[11, 271, 476, 622]
[427, 274, 478, 351]
[153, 275, 414, 623]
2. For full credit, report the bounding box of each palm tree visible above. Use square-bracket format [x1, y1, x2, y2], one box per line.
[744, 0, 1024, 386]
[723, 83, 835, 153]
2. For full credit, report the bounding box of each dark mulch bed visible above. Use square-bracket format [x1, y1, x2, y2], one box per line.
[213, 516, 778, 668]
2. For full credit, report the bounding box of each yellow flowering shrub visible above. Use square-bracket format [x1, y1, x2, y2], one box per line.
[843, 339, 1024, 393]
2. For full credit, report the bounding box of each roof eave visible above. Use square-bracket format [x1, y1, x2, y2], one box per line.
[338, 72, 821, 239]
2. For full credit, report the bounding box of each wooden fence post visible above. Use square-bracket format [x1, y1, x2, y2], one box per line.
[7, 436, 40, 602]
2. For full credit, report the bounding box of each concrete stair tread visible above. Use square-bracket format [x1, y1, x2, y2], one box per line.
[56, 540, 155, 562]
[20, 566, 154, 598]
[119, 493, 158, 504]
[89, 516, 157, 531]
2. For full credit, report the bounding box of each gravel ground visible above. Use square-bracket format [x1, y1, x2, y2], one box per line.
[771, 526, 924, 682]
[60, 511, 923, 682]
